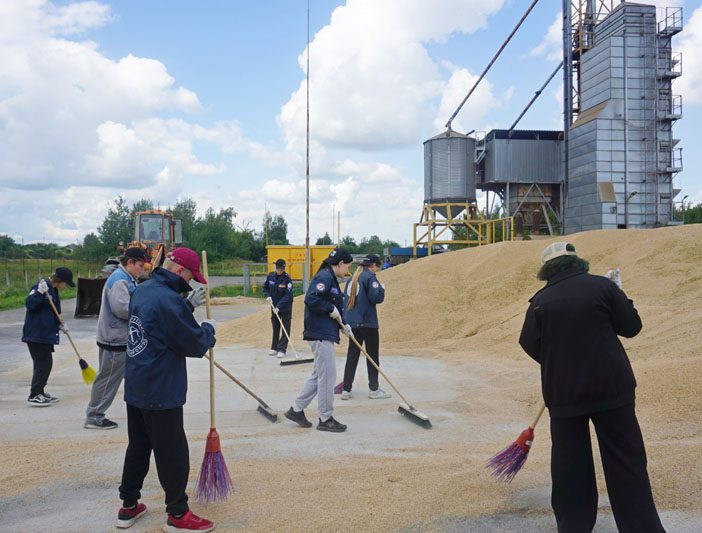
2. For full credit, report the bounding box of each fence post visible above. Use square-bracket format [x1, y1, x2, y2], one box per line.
[242, 264, 250, 296]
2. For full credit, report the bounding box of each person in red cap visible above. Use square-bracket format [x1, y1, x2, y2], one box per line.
[117, 247, 216, 532]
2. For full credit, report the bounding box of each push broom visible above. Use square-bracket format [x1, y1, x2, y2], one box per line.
[271, 303, 313, 366]
[487, 401, 546, 482]
[196, 251, 233, 503]
[46, 294, 96, 384]
[334, 315, 432, 429]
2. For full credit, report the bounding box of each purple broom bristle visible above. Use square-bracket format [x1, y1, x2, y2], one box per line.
[486, 442, 530, 483]
[195, 451, 234, 503]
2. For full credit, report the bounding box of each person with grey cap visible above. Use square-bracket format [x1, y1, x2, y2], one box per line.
[285, 247, 353, 433]
[341, 254, 389, 400]
[263, 258, 294, 357]
[519, 242, 664, 532]
[22, 266, 75, 406]
[84, 247, 149, 429]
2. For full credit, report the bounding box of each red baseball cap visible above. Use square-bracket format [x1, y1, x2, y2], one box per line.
[167, 248, 207, 284]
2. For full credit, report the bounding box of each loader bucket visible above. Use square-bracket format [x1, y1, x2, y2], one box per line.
[74, 278, 107, 318]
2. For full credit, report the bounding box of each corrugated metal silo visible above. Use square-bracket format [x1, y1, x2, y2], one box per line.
[423, 130, 476, 206]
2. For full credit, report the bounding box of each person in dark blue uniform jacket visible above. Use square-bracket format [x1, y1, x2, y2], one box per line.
[117, 248, 216, 532]
[263, 258, 294, 357]
[22, 267, 75, 407]
[341, 254, 389, 400]
[285, 247, 353, 433]
[519, 242, 664, 533]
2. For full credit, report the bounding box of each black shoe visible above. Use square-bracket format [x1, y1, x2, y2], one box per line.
[317, 416, 347, 433]
[84, 418, 118, 430]
[285, 407, 312, 428]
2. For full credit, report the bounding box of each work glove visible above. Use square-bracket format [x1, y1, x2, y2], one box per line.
[266, 296, 273, 305]
[342, 323, 353, 337]
[59, 323, 69, 334]
[328, 307, 341, 322]
[202, 318, 217, 334]
[274, 307, 280, 314]
[605, 268, 622, 290]
[187, 286, 206, 308]
[37, 279, 49, 295]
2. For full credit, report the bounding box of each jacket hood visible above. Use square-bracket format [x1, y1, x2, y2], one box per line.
[152, 267, 193, 294]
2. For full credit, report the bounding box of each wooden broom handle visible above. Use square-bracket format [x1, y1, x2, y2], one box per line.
[46, 292, 82, 362]
[202, 251, 215, 428]
[270, 302, 300, 357]
[530, 402, 546, 429]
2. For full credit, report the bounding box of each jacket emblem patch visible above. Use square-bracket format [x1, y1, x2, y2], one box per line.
[127, 316, 148, 357]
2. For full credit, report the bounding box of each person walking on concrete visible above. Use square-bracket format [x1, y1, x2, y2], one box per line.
[341, 254, 389, 400]
[84, 247, 148, 429]
[263, 258, 294, 358]
[116, 248, 216, 532]
[285, 247, 353, 433]
[519, 242, 664, 532]
[22, 267, 75, 407]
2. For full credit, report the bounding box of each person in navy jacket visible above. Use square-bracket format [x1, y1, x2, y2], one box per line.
[285, 247, 353, 433]
[341, 254, 389, 400]
[263, 258, 294, 358]
[22, 267, 74, 407]
[117, 248, 216, 532]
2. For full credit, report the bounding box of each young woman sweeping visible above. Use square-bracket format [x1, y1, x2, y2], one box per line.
[340, 254, 389, 400]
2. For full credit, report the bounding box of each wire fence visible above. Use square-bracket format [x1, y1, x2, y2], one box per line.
[1, 254, 106, 292]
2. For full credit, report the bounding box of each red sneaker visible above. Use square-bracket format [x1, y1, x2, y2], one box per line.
[116, 502, 147, 528]
[164, 510, 214, 532]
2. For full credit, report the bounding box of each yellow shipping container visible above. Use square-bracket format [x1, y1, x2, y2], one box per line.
[266, 245, 336, 280]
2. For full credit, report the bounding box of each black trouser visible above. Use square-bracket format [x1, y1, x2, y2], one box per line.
[270, 311, 291, 353]
[27, 342, 54, 398]
[550, 402, 664, 533]
[343, 327, 380, 392]
[119, 404, 190, 516]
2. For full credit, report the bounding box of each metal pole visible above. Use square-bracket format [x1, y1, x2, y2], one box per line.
[445, 0, 541, 131]
[303, 0, 311, 291]
[508, 61, 564, 134]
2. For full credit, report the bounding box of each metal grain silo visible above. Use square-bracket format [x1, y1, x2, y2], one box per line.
[423, 130, 476, 208]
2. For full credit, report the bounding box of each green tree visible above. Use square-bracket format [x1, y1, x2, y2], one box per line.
[0, 234, 16, 254]
[340, 235, 359, 254]
[358, 235, 385, 255]
[683, 202, 702, 224]
[316, 232, 332, 245]
[131, 198, 154, 214]
[263, 213, 289, 245]
[98, 196, 132, 252]
[169, 198, 198, 247]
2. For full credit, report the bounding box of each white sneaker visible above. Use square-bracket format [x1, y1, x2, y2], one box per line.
[368, 389, 391, 399]
[276, 351, 286, 358]
[268, 349, 278, 356]
[341, 390, 352, 400]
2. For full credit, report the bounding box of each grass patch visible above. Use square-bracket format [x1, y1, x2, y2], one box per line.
[0, 287, 77, 312]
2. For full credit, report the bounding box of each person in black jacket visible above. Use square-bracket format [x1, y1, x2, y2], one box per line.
[341, 254, 389, 400]
[519, 242, 664, 533]
[285, 247, 353, 433]
[263, 258, 294, 358]
[117, 248, 216, 532]
[22, 267, 75, 407]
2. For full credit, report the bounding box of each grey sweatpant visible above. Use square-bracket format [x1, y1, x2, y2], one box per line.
[294, 340, 336, 422]
[85, 347, 126, 424]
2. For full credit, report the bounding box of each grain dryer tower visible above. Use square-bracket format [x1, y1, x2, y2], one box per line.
[563, 1, 684, 232]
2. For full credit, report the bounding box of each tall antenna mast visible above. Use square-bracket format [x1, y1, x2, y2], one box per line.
[304, 0, 311, 290]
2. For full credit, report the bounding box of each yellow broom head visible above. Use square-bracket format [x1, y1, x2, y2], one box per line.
[79, 358, 96, 384]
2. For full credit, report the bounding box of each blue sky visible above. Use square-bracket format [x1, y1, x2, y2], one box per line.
[1, 0, 700, 245]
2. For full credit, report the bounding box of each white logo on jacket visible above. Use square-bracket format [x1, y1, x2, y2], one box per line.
[127, 315, 148, 357]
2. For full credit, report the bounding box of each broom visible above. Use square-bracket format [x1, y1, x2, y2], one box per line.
[487, 401, 546, 482]
[271, 303, 314, 366]
[196, 251, 233, 503]
[46, 294, 96, 384]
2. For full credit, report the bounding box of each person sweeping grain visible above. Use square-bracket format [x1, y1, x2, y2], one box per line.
[263, 258, 294, 357]
[117, 248, 216, 532]
[22, 267, 75, 406]
[340, 254, 390, 400]
[285, 247, 353, 433]
[519, 242, 664, 532]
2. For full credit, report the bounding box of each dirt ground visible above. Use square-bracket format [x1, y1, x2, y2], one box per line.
[1, 226, 701, 532]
